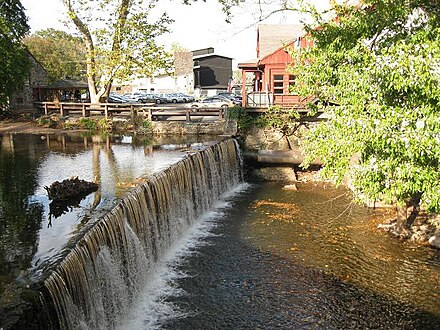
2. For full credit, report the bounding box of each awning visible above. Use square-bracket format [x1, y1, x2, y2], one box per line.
[45, 79, 88, 90]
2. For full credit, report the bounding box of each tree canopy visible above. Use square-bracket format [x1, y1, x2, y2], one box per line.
[23, 29, 87, 83]
[292, 0, 440, 230]
[61, 0, 173, 103]
[0, 0, 30, 109]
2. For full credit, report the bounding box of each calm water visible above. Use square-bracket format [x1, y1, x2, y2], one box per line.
[123, 180, 440, 329]
[0, 133, 219, 293]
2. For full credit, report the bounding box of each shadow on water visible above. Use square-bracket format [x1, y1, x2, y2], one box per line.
[159, 180, 440, 329]
[0, 132, 221, 328]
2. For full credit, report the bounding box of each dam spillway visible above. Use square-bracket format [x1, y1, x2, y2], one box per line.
[43, 139, 242, 329]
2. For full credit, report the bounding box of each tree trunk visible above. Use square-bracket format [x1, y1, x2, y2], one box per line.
[405, 192, 422, 228]
[62, 1, 98, 103]
[395, 205, 408, 235]
[104, 81, 113, 100]
[394, 192, 422, 235]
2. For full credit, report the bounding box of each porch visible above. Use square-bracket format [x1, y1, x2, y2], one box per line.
[244, 92, 310, 111]
[238, 53, 306, 110]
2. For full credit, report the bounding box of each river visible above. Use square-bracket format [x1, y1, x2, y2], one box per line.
[121, 180, 440, 329]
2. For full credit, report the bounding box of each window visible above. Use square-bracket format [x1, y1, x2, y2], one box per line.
[273, 74, 284, 94]
[288, 75, 296, 92]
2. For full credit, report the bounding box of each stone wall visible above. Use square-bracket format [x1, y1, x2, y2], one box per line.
[151, 120, 237, 136]
[10, 51, 47, 112]
[243, 126, 302, 151]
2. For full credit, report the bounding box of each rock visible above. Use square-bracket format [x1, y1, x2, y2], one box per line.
[282, 184, 298, 191]
[295, 170, 321, 183]
[377, 223, 395, 230]
[429, 233, 440, 249]
[251, 167, 297, 182]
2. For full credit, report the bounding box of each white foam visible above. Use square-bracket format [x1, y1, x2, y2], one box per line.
[117, 182, 251, 330]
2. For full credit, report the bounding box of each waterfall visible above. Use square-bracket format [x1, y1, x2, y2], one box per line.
[43, 139, 242, 329]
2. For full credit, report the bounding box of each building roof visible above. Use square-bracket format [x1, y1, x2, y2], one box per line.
[237, 59, 259, 69]
[257, 24, 304, 58]
[25, 49, 48, 74]
[192, 47, 215, 57]
[192, 53, 233, 61]
[46, 79, 88, 90]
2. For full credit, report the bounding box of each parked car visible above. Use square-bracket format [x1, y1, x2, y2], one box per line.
[108, 94, 130, 103]
[139, 93, 168, 104]
[123, 92, 148, 102]
[175, 93, 195, 103]
[190, 96, 234, 110]
[165, 93, 187, 103]
[217, 92, 242, 105]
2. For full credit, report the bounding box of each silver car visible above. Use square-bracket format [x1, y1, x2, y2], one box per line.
[165, 93, 186, 103]
[190, 96, 234, 110]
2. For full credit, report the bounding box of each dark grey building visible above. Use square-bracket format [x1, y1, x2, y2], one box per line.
[192, 47, 232, 90]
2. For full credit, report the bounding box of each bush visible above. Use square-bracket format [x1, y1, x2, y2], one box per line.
[133, 115, 152, 134]
[225, 106, 255, 134]
[79, 118, 97, 130]
[97, 118, 112, 132]
[36, 115, 61, 128]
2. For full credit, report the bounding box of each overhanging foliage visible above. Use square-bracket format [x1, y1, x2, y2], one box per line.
[0, 0, 30, 109]
[292, 1, 440, 221]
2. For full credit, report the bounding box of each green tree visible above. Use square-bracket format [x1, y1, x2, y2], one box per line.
[23, 29, 87, 83]
[0, 0, 30, 109]
[61, 0, 173, 103]
[292, 0, 440, 233]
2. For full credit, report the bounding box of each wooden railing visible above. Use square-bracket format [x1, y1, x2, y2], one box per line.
[33, 102, 226, 122]
[245, 92, 311, 112]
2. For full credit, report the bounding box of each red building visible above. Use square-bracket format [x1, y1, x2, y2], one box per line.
[238, 24, 313, 108]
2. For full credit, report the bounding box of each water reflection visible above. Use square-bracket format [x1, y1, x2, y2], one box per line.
[0, 133, 219, 293]
[0, 134, 44, 293]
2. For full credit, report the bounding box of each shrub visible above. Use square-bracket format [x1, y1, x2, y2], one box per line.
[79, 118, 98, 130]
[225, 106, 255, 134]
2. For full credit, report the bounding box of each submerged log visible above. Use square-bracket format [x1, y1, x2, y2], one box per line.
[44, 177, 98, 201]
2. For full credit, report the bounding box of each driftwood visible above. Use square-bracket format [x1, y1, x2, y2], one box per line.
[45, 177, 98, 226]
[44, 177, 98, 201]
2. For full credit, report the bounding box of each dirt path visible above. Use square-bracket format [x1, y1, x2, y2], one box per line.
[0, 121, 70, 134]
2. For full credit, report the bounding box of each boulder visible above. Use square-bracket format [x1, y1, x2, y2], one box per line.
[429, 232, 440, 249]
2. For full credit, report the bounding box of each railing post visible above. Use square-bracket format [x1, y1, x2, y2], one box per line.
[105, 104, 108, 119]
[44, 103, 48, 116]
[186, 109, 190, 122]
[60, 103, 64, 117]
[130, 105, 135, 123]
[219, 108, 224, 121]
[82, 104, 86, 117]
[148, 108, 152, 121]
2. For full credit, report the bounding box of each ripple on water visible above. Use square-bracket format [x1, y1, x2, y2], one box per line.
[139, 180, 440, 329]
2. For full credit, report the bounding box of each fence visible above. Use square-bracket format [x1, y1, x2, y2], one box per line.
[245, 92, 310, 112]
[33, 102, 226, 122]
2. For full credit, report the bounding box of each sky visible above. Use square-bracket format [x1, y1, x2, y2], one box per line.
[20, 0, 319, 68]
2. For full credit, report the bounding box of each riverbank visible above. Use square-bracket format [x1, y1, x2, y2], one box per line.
[378, 213, 440, 247]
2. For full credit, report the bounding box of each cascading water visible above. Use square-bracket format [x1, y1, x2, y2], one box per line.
[43, 139, 242, 329]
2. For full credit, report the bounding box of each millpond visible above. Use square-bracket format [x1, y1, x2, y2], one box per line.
[0, 133, 439, 329]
